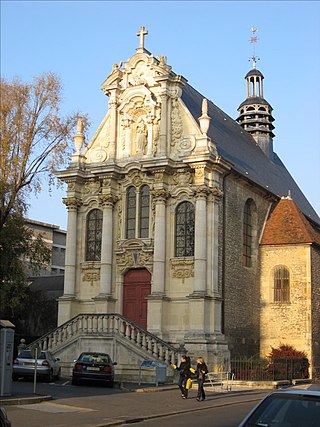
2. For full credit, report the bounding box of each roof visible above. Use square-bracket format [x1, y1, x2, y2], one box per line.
[245, 68, 264, 79]
[260, 197, 320, 245]
[238, 96, 272, 109]
[181, 82, 320, 225]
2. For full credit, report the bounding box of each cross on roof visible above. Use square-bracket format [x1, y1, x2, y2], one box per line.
[137, 26, 148, 49]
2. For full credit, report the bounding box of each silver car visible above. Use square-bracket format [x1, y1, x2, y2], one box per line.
[12, 349, 61, 382]
[238, 388, 320, 427]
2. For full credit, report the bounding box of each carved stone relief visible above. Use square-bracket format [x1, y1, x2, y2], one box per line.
[172, 169, 193, 186]
[171, 259, 194, 283]
[83, 179, 101, 197]
[171, 98, 183, 147]
[116, 249, 153, 273]
[82, 264, 100, 286]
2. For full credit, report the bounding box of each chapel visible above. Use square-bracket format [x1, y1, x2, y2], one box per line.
[55, 27, 320, 375]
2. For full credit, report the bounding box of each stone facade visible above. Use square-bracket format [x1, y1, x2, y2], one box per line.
[54, 28, 320, 374]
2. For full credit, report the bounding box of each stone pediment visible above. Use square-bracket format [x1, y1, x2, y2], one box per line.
[102, 51, 174, 95]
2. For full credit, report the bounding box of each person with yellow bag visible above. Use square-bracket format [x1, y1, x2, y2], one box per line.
[172, 355, 191, 399]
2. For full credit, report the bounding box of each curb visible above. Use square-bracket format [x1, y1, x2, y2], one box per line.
[0, 394, 52, 406]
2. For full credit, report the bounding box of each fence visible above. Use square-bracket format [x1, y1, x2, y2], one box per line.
[231, 357, 309, 381]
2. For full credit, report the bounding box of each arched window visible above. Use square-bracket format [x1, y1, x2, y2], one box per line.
[126, 185, 150, 239]
[243, 200, 253, 267]
[175, 201, 195, 257]
[86, 209, 103, 261]
[139, 185, 150, 238]
[274, 266, 290, 303]
[126, 186, 136, 239]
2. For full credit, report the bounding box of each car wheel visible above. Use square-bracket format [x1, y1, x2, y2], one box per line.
[106, 380, 114, 388]
[12, 374, 19, 381]
[46, 370, 54, 383]
[55, 367, 61, 380]
[72, 377, 79, 386]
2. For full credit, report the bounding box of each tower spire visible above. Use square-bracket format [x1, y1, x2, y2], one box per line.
[236, 27, 275, 158]
[249, 27, 260, 69]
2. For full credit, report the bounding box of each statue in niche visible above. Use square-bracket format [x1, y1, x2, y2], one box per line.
[135, 118, 148, 154]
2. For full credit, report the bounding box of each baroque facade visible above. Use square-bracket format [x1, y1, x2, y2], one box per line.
[56, 28, 320, 372]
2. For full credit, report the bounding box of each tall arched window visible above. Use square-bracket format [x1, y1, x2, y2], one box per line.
[86, 209, 103, 261]
[243, 199, 253, 267]
[139, 185, 150, 238]
[126, 186, 136, 239]
[274, 266, 290, 303]
[175, 201, 195, 257]
[126, 185, 150, 239]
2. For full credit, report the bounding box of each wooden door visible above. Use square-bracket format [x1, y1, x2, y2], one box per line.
[123, 268, 151, 330]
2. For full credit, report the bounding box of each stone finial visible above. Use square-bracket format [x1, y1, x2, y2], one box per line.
[198, 98, 211, 135]
[73, 117, 85, 154]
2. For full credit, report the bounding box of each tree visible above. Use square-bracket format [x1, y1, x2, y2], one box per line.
[0, 72, 86, 230]
[0, 213, 51, 319]
[268, 344, 308, 359]
[0, 72, 87, 327]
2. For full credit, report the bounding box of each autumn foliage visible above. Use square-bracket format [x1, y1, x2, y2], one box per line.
[268, 343, 308, 359]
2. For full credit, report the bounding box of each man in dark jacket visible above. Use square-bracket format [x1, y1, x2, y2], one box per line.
[173, 355, 191, 399]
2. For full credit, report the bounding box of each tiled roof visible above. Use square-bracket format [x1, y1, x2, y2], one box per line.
[181, 83, 320, 225]
[260, 197, 320, 245]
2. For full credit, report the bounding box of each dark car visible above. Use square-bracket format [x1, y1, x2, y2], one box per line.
[238, 388, 320, 427]
[72, 352, 117, 387]
[12, 349, 61, 382]
[0, 407, 11, 427]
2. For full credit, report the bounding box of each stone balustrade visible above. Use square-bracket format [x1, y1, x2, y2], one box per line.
[29, 313, 179, 365]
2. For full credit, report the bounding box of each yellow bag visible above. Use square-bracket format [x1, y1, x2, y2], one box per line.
[186, 378, 193, 389]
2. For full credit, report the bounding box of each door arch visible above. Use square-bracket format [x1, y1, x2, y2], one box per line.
[123, 268, 151, 330]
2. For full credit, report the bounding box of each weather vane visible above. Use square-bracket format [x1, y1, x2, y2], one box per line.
[249, 27, 260, 69]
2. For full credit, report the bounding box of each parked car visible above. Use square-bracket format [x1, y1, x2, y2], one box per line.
[238, 388, 320, 427]
[0, 407, 11, 427]
[72, 352, 117, 387]
[12, 349, 61, 382]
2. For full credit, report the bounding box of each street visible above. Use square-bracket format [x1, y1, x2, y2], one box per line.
[3, 378, 269, 427]
[136, 401, 258, 426]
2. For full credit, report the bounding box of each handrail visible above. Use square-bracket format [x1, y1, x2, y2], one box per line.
[28, 313, 180, 365]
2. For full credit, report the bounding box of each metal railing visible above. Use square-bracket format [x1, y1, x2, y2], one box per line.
[230, 357, 309, 381]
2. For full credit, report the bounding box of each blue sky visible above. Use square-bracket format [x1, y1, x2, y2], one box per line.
[1, 0, 320, 229]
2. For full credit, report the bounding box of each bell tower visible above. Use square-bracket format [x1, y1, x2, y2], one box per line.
[236, 28, 275, 158]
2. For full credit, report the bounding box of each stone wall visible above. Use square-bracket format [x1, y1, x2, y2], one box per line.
[311, 245, 320, 374]
[223, 175, 271, 356]
[260, 244, 312, 364]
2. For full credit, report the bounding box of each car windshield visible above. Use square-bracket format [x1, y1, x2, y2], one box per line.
[79, 353, 111, 363]
[245, 394, 320, 427]
[18, 350, 46, 359]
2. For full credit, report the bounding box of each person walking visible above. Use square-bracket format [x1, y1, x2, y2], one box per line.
[195, 357, 208, 401]
[172, 355, 191, 399]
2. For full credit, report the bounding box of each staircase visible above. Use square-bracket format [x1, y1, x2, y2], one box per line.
[28, 313, 181, 382]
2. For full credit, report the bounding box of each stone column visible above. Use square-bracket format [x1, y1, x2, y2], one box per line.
[193, 187, 208, 295]
[63, 197, 81, 296]
[211, 188, 223, 294]
[159, 92, 168, 156]
[151, 189, 168, 295]
[98, 195, 117, 296]
[108, 96, 117, 159]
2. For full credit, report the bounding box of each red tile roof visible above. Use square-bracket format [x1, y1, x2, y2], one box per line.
[261, 197, 320, 245]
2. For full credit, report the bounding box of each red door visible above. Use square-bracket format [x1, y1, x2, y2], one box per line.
[123, 268, 151, 330]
